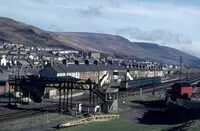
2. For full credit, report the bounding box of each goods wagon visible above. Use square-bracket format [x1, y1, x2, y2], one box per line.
[120, 77, 161, 90]
[171, 82, 192, 100]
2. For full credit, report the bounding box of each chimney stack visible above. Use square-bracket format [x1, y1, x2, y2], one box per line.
[94, 60, 98, 65]
[62, 59, 68, 66]
[75, 60, 79, 65]
[85, 60, 89, 65]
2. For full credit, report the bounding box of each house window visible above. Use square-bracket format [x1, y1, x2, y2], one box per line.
[86, 72, 90, 77]
[57, 73, 65, 77]
[87, 72, 90, 77]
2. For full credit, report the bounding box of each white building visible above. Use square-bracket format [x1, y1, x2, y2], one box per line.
[0, 55, 7, 66]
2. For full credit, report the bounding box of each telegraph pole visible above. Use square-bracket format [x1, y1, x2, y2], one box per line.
[17, 39, 20, 79]
[186, 66, 188, 81]
[180, 56, 182, 85]
[152, 65, 155, 96]
[97, 66, 100, 104]
[98, 67, 100, 89]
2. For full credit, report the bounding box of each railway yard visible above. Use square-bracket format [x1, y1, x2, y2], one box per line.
[0, 94, 166, 130]
[0, 93, 199, 131]
[1, 75, 200, 130]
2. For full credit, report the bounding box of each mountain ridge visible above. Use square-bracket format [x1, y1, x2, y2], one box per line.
[0, 16, 199, 66]
[134, 42, 200, 66]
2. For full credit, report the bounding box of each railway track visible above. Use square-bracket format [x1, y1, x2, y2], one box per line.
[0, 110, 42, 123]
[0, 104, 60, 123]
[118, 76, 200, 98]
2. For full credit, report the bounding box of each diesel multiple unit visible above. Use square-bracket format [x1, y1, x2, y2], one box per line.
[120, 77, 161, 89]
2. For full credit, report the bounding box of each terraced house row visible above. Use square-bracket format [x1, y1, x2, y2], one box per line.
[39, 60, 165, 85]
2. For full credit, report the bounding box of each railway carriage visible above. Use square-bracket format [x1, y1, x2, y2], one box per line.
[120, 77, 161, 90]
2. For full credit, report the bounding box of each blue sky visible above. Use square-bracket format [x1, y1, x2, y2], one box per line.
[0, 0, 200, 57]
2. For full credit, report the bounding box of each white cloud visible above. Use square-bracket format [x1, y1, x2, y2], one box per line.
[116, 27, 192, 45]
[104, 1, 200, 19]
[79, 6, 103, 17]
[115, 27, 200, 57]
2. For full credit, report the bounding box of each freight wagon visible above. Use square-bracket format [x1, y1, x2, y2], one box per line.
[171, 82, 192, 100]
[120, 77, 161, 90]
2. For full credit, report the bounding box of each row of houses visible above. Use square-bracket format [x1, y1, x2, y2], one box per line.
[0, 58, 166, 94]
[1, 60, 199, 98]
[39, 62, 165, 84]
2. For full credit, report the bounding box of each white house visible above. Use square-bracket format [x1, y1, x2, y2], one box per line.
[0, 55, 7, 66]
[29, 55, 34, 60]
[66, 72, 80, 79]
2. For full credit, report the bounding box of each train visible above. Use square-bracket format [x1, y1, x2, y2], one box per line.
[119, 77, 162, 90]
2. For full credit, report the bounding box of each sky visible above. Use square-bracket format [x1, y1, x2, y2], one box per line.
[0, 0, 200, 57]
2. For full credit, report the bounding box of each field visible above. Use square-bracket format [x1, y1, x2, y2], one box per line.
[0, 113, 75, 130]
[59, 119, 200, 131]
[59, 118, 169, 131]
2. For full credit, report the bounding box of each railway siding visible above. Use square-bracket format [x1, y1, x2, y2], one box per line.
[0, 104, 60, 123]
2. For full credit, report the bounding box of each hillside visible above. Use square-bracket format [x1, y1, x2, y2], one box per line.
[134, 42, 200, 66]
[0, 17, 199, 66]
[55, 32, 157, 58]
[0, 17, 70, 49]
